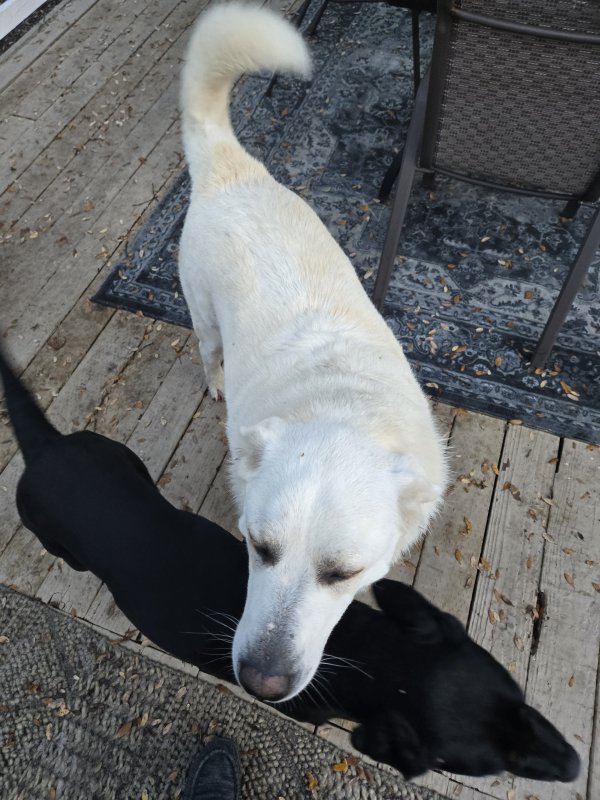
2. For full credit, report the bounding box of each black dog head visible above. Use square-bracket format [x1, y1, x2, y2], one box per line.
[348, 579, 580, 783]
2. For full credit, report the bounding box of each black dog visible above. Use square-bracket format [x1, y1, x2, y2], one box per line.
[0, 349, 579, 782]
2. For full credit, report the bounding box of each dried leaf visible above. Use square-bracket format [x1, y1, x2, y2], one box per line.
[523, 290, 534, 300]
[568, 675, 575, 687]
[559, 380, 574, 395]
[116, 720, 133, 738]
[513, 634, 524, 652]
[0, 635, 9, 644]
[562, 548, 574, 555]
[564, 573, 575, 587]
[526, 558, 533, 570]
[492, 463, 499, 475]
[332, 758, 349, 773]
[592, 582, 600, 593]
[138, 712, 149, 728]
[488, 609, 499, 624]
[306, 772, 318, 792]
[455, 549, 463, 563]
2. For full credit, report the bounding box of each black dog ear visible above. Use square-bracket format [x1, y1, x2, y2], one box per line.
[373, 579, 465, 644]
[506, 704, 580, 782]
[351, 711, 429, 780]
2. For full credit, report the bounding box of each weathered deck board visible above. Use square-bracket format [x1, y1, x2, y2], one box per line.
[414, 410, 506, 625]
[0, 0, 101, 93]
[452, 425, 560, 799]
[1, 0, 203, 258]
[158, 389, 229, 513]
[514, 439, 600, 800]
[198, 458, 239, 535]
[0, 0, 188, 188]
[0, 103, 183, 367]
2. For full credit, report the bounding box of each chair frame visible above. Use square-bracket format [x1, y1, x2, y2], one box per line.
[372, 0, 600, 369]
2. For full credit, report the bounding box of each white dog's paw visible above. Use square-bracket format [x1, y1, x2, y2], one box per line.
[208, 366, 225, 401]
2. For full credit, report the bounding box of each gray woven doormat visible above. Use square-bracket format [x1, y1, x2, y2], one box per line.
[0, 587, 447, 800]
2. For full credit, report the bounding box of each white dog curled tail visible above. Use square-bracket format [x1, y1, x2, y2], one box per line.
[180, 2, 311, 185]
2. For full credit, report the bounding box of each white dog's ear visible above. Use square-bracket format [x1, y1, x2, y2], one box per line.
[238, 417, 286, 478]
[391, 454, 442, 517]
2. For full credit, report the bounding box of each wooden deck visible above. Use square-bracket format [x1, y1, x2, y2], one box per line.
[0, 1, 598, 798]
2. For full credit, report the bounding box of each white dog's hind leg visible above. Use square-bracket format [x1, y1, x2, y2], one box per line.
[190, 299, 224, 400]
[198, 322, 224, 401]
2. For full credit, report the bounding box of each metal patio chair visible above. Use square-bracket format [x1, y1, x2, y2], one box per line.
[371, 0, 600, 369]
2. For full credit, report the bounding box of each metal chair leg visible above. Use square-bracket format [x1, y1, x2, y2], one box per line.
[411, 8, 421, 95]
[378, 148, 406, 202]
[372, 71, 430, 310]
[530, 205, 600, 369]
[305, 0, 330, 37]
[560, 199, 580, 220]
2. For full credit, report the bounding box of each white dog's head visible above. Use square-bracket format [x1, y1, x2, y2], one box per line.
[231, 417, 441, 702]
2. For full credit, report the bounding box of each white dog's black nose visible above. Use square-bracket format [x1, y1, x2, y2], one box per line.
[239, 661, 291, 701]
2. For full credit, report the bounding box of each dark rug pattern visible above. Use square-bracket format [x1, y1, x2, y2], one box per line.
[93, 2, 600, 443]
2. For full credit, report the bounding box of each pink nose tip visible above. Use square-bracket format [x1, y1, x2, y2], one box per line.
[239, 663, 290, 700]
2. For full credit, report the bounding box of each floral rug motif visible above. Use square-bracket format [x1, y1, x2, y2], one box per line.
[94, 1, 600, 443]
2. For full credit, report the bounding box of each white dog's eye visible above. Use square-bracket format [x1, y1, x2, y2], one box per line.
[319, 567, 363, 586]
[249, 533, 278, 566]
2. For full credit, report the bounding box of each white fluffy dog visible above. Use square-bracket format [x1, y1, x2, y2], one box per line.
[179, 2, 447, 702]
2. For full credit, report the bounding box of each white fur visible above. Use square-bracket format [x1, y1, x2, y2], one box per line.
[179, 2, 447, 701]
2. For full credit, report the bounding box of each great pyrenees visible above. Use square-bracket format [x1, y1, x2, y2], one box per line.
[178, 2, 446, 702]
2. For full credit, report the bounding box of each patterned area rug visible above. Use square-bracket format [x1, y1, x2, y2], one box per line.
[93, 2, 600, 443]
[0, 586, 447, 800]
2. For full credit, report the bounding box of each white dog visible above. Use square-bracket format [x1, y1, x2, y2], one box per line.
[179, 2, 447, 702]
